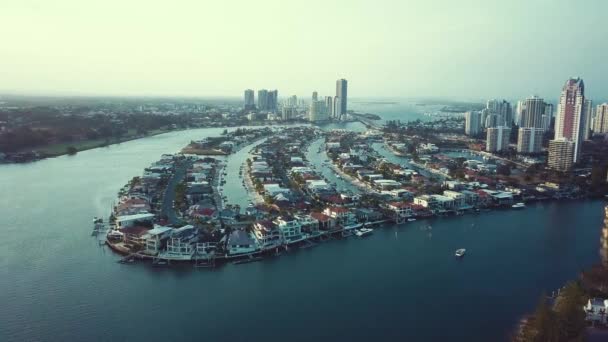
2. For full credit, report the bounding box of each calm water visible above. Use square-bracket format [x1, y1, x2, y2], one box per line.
[1, 121, 606, 341]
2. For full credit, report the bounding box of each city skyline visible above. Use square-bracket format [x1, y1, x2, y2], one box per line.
[2, 1, 608, 98]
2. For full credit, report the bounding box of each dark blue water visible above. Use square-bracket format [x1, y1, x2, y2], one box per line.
[0, 122, 605, 341]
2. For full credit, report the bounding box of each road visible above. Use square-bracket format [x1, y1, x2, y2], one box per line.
[161, 160, 190, 224]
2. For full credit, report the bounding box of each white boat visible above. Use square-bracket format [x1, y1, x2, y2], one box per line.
[512, 202, 526, 209]
[455, 248, 466, 257]
[344, 223, 363, 230]
[407, 218, 416, 222]
[355, 228, 373, 237]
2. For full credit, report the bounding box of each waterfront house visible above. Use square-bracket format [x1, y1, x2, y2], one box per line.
[310, 212, 335, 231]
[386, 202, 413, 222]
[142, 225, 173, 255]
[120, 225, 151, 247]
[116, 213, 155, 229]
[160, 225, 198, 260]
[274, 216, 304, 242]
[323, 207, 356, 226]
[227, 230, 257, 255]
[584, 298, 608, 323]
[373, 179, 401, 191]
[442, 191, 469, 210]
[252, 221, 282, 249]
[263, 184, 290, 196]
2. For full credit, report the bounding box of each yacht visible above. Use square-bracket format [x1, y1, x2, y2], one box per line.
[407, 218, 416, 222]
[455, 248, 466, 257]
[355, 228, 373, 237]
[512, 202, 526, 209]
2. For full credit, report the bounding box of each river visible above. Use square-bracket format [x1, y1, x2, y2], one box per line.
[0, 126, 606, 342]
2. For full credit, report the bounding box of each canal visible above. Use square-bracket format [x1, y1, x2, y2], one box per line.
[0, 127, 605, 342]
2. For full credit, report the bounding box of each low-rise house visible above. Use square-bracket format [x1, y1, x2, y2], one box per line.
[274, 216, 304, 242]
[374, 179, 401, 191]
[252, 221, 282, 249]
[443, 191, 469, 209]
[263, 184, 291, 196]
[323, 207, 356, 226]
[116, 213, 155, 229]
[121, 226, 150, 247]
[227, 230, 258, 255]
[310, 212, 335, 231]
[142, 225, 173, 255]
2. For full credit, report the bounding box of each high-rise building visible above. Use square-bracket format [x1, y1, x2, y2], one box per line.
[480, 109, 489, 128]
[333, 96, 342, 119]
[517, 127, 544, 154]
[486, 126, 511, 153]
[521, 96, 545, 128]
[287, 95, 298, 107]
[554, 78, 586, 163]
[594, 103, 608, 134]
[335, 79, 348, 118]
[548, 138, 575, 172]
[312, 91, 318, 102]
[309, 100, 329, 122]
[486, 113, 500, 128]
[516, 100, 526, 126]
[267, 90, 278, 112]
[542, 103, 554, 130]
[486, 99, 512, 127]
[257, 89, 268, 111]
[325, 96, 333, 118]
[282, 106, 297, 121]
[244, 89, 255, 108]
[465, 111, 482, 136]
[582, 99, 593, 140]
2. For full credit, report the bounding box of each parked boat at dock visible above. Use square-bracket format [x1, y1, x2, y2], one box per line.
[355, 228, 373, 237]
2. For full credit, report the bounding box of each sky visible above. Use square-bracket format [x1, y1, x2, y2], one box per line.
[1, 0, 608, 100]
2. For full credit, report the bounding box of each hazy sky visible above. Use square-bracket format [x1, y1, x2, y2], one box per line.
[1, 0, 607, 100]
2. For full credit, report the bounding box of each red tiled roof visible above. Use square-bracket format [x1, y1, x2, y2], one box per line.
[310, 212, 331, 222]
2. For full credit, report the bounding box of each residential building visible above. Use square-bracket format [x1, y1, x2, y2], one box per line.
[542, 103, 554, 130]
[595, 103, 608, 134]
[486, 126, 510, 153]
[274, 216, 304, 242]
[312, 91, 318, 101]
[548, 138, 575, 172]
[583, 99, 593, 140]
[309, 100, 329, 122]
[244, 89, 255, 109]
[554, 78, 586, 163]
[521, 96, 546, 128]
[325, 96, 333, 118]
[336, 79, 348, 118]
[517, 127, 544, 154]
[257, 89, 268, 110]
[465, 111, 482, 136]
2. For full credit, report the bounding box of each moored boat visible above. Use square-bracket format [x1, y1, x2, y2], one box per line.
[455, 248, 466, 257]
[512, 202, 526, 209]
[355, 228, 373, 237]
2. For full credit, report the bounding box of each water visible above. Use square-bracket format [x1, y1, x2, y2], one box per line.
[1, 122, 606, 341]
[349, 100, 443, 123]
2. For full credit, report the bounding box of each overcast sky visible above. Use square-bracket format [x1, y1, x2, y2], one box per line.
[1, 0, 607, 100]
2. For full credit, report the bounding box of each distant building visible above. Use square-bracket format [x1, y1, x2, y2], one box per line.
[542, 103, 554, 130]
[333, 96, 342, 119]
[515, 100, 525, 126]
[325, 96, 333, 118]
[583, 99, 593, 140]
[267, 90, 278, 112]
[554, 78, 586, 163]
[486, 99, 513, 127]
[312, 91, 318, 102]
[517, 127, 544, 154]
[336, 79, 348, 118]
[594, 103, 608, 134]
[486, 126, 510, 153]
[548, 138, 575, 172]
[309, 100, 329, 122]
[257, 89, 268, 111]
[521, 96, 546, 128]
[465, 111, 482, 136]
[244, 89, 255, 109]
[282, 106, 297, 121]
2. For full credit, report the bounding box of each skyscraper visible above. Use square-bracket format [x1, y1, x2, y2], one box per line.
[465, 111, 482, 136]
[486, 99, 513, 127]
[333, 96, 342, 119]
[517, 128, 544, 154]
[486, 126, 510, 153]
[516, 100, 526, 126]
[554, 78, 586, 163]
[312, 91, 318, 102]
[595, 103, 608, 134]
[309, 100, 329, 122]
[542, 103, 554, 130]
[325, 96, 333, 118]
[244, 89, 255, 109]
[521, 96, 545, 128]
[582, 99, 593, 140]
[548, 138, 575, 172]
[267, 90, 278, 112]
[335, 79, 347, 119]
[257, 89, 268, 111]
